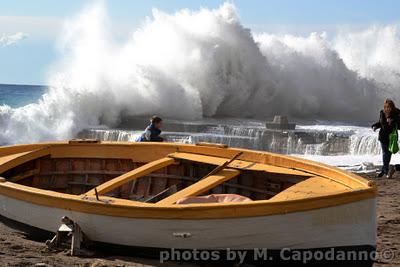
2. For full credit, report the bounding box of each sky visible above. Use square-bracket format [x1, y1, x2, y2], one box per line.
[0, 0, 400, 85]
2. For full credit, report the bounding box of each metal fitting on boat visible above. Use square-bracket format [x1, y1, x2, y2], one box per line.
[195, 142, 228, 148]
[68, 139, 100, 144]
[61, 216, 74, 226]
[173, 232, 192, 238]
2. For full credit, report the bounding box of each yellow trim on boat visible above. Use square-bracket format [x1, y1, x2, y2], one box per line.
[0, 180, 376, 219]
[0, 147, 50, 174]
[0, 142, 378, 189]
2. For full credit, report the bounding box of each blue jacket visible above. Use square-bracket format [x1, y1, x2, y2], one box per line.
[137, 124, 163, 142]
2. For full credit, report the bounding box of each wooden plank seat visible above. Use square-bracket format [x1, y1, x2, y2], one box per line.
[86, 157, 177, 196]
[157, 169, 241, 205]
[269, 176, 351, 201]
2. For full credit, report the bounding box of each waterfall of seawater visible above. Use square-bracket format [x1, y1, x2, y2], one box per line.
[78, 122, 381, 156]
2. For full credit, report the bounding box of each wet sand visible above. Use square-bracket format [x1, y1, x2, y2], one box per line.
[371, 172, 400, 267]
[0, 172, 399, 266]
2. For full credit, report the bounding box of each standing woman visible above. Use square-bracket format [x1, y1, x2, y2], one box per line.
[372, 99, 400, 178]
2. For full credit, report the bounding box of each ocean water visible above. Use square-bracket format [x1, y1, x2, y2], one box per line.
[0, 83, 389, 172]
[0, 84, 45, 107]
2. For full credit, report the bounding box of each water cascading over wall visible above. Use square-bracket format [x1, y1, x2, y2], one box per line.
[80, 123, 382, 156]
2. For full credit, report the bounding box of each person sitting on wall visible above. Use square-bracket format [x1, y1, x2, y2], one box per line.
[138, 116, 164, 142]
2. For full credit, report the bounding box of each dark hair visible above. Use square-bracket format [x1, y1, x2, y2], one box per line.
[385, 99, 396, 109]
[150, 116, 162, 124]
[384, 99, 396, 115]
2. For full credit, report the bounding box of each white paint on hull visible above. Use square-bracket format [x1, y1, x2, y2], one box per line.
[0, 195, 376, 249]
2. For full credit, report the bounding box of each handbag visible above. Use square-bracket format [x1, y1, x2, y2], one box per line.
[389, 124, 399, 154]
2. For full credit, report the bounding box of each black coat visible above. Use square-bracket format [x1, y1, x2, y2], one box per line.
[138, 124, 163, 142]
[372, 109, 400, 144]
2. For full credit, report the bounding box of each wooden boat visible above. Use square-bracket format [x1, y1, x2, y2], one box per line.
[0, 140, 376, 264]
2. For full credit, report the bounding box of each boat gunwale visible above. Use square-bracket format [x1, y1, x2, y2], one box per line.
[0, 141, 374, 188]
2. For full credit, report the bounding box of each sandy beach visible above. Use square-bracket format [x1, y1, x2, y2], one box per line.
[373, 172, 400, 267]
[0, 172, 397, 267]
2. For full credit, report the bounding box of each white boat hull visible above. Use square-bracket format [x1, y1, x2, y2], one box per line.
[0, 194, 376, 250]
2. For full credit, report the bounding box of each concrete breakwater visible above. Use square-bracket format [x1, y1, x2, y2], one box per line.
[78, 118, 379, 156]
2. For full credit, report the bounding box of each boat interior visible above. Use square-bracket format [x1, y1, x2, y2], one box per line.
[0, 141, 368, 205]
